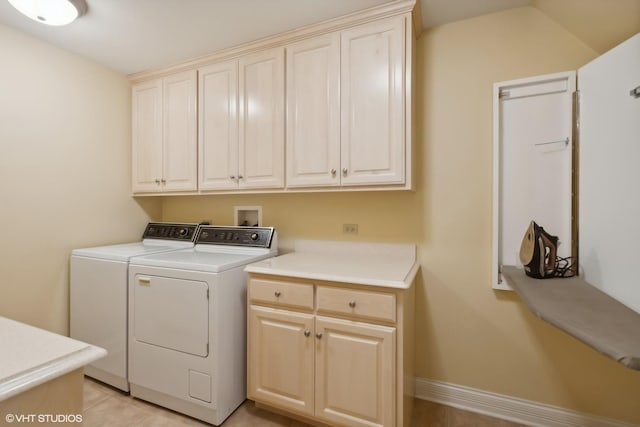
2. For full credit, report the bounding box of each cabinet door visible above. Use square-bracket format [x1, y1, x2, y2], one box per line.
[315, 316, 395, 427]
[341, 15, 406, 186]
[578, 33, 640, 313]
[132, 79, 163, 193]
[239, 48, 285, 189]
[162, 70, 198, 192]
[199, 61, 239, 190]
[286, 33, 340, 187]
[248, 305, 314, 417]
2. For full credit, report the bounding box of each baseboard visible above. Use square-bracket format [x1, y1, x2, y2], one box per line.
[414, 377, 638, 427]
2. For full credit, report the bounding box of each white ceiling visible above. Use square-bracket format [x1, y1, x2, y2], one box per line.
[0, 0, 530, 75]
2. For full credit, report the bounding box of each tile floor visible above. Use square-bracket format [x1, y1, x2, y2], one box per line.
[83, 377, 527, 427]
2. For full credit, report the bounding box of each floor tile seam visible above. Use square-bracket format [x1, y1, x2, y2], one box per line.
[83, 392, 117, 411]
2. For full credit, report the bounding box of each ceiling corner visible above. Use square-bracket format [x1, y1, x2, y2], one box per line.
[531, 0, 640, 54]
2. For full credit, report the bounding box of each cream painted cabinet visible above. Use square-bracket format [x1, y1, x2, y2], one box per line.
[315, 316, 395, 426]
[239, 48, 285, 189]
[286, 15, 409, 189]
[286, 33, 341, 187]
[132, 70, 197, 193]
[132, 4, 413, 194]
[248, 275, 411, 427]
[341, 15, 407, 186]
[198, 60, 239, 190]
[248, 305, 315, 416]
[199, 48, 285, 191]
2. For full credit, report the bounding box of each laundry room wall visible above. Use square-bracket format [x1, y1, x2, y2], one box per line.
[0, 24, 160, 335]
[161, 5, 640, 424]
[413, 6, 640, 424]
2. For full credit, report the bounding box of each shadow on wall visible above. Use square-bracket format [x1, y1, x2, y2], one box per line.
[133, 196, 163, 222]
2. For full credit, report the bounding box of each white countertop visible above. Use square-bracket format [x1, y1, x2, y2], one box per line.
[0, 316, 106, 402]
[245, 239, 419, 289]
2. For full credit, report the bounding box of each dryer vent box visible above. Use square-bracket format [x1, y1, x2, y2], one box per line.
[235, 206, 262, 227]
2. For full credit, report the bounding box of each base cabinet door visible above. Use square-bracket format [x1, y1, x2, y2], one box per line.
[248, 305, 315, 417]
[315, 316, 396, 427]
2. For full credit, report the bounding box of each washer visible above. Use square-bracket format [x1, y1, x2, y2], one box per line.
[127, 225, 277, 425]
[70, 222, 199, 391]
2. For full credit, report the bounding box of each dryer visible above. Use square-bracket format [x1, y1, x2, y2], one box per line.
[127, 226, 277, 425]
[70, 222, 199, 391]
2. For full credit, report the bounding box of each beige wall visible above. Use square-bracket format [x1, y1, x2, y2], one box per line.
[161, 6, 640, 424]
[0, 24, 160, 335]
[2, 2, 636, 423]
[416, 6, 640, 423]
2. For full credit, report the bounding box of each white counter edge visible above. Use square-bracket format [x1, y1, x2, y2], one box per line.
[0, 345, 106, 402]
[245, 260, 420, 290]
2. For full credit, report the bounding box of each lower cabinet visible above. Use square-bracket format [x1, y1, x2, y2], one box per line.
[247, 275, 412, 427]
[248, 306, 315, 416]
[315, 316, 395, 427]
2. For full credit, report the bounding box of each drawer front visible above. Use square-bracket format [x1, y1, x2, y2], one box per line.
[249, 278, 314, 310]
[316, 286, 396, 322]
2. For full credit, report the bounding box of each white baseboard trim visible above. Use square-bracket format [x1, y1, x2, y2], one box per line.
[414, 377, 638, 427]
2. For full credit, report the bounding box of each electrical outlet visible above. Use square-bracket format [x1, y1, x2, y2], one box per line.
[343, 224, 358, 235]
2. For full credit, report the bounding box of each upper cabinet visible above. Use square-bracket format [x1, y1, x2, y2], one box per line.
[199, 48, 285, 192]
[132, 70, 197, 193]
[238, 48, 285, 189]
[341, 15, 406, 186]
[130, 1, 413, 195]
[198, 60, 238, 191]
[286, 16, 409, 189]
[132, 79, 162, 193]
[286, 33, 341, 187]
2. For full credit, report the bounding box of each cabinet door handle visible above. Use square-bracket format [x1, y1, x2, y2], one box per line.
[154, 179, 160, 185]
[348, 300, 356, 308]
[138, 277, 151, 286]
[342, 168, 348, 177]
[230, 175, 236, 180]
[315, 333, 323, 339]
[304, 330, 311, 337]
[161, 179, 166, 184]
[274, 291, 281, 297]
[238, 174, 244, 180]
[331, 168, 336, 177]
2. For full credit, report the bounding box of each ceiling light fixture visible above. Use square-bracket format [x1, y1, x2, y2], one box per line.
[7, 0, 88, 26]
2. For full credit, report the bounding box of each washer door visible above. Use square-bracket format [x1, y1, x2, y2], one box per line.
[132, 274, 209, 357]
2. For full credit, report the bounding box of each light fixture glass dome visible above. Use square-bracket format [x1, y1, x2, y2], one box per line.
[8, 0, 87, 26]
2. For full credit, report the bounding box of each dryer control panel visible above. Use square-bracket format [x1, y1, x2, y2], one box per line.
[196, 226, 275, 248]
[142, 223, 199, 241]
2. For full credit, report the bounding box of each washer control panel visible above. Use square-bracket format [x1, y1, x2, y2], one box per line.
[196, 226, 275, 248]
[142, 223, 199, 241]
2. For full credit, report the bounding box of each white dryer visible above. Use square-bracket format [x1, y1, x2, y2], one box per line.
[127, 226, 277, 425]
[70, 222, 199, 391]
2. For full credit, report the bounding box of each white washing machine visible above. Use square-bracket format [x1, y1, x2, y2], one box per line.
[70, 222, 200, 391]
[127, 226, 277, 425]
